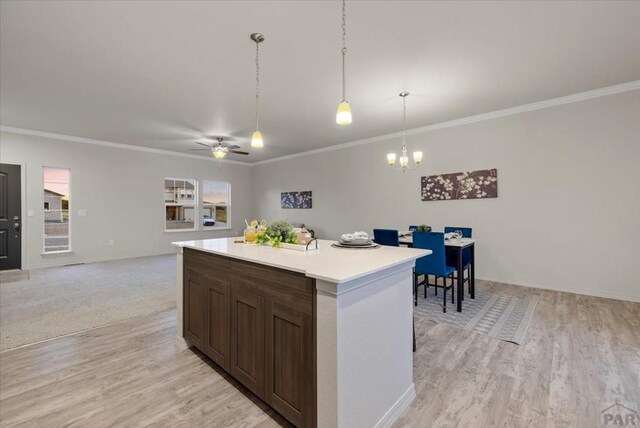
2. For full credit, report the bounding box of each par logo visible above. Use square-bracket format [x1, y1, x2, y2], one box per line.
[601, 403, 639, 426]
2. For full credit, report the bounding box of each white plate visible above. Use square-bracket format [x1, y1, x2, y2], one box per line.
[339, 238, 372, 246]
[332, 242, 380, 249]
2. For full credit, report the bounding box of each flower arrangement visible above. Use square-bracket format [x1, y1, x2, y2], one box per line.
[246, 219, 300, 248]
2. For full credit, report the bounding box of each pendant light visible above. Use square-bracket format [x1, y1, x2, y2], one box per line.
[387, 92, 422, 171]
[336, 0, 352, 125]
[251, 33, 265, 148]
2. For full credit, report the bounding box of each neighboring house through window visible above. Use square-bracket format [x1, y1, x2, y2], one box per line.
[43, 167, 70, 252]
[202, 181, 230, 229]
[164, 178, 197, 232]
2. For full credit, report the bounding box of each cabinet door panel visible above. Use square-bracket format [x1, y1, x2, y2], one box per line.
[204, 279, 230, 369]
[230, 288, 265, 397]
[184, 269, 207, 348]
[266, 301, 314, 427]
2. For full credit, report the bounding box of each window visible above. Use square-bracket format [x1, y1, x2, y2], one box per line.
[165, 178, 197, 232]
[43, 167, 70, 252]
[202, 181, 230, 229]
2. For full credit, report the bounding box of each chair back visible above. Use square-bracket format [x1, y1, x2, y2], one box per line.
[444, 226, 472, 238]
[409, 225, 419, 231]
[373, 229, 399, 247]
[413, 231, 449, 276]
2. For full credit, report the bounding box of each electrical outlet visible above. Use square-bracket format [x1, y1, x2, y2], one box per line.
[108, 239, 115, 246]
[27, 209, 35, 217]
[78, 209, 87, 216]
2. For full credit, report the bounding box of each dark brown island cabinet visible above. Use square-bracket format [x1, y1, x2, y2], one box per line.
[182, 248, 316, 427]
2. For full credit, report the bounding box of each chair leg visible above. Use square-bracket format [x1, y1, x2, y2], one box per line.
[424, 274, 428, 299]
[413, 273, 418, 307]
[442, 277, 447, 313]
[424, 275, 428, 298]
[451, 273, 455, 304]
[434, 276, 437, 296]
[467, 266, 471, 294]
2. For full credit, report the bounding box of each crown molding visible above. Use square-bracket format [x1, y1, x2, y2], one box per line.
[2, 80, 638, 167]
[253, 80, 640, 166]
[0, 126, 253, 166]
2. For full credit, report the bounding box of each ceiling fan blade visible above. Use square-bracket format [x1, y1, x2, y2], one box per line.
[230, 150, 249, 155]
[188, 148, 212, 151]
[227, 145, 241, 150]
[195, 141, 212, 148]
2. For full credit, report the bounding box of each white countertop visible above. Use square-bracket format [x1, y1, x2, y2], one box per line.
[172, 238, 431, 284]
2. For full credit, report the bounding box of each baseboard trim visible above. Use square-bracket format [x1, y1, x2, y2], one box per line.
[479, 277, 640, 303]
[374, 383, 416, 428]
[26, 252, 176, 270]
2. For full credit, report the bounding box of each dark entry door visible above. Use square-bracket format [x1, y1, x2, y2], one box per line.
[0, 163, 21, 270]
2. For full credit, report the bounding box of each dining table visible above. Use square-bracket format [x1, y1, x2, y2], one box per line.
[398, 232, 475, 312]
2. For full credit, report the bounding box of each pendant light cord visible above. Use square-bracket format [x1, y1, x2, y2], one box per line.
[341, 0, 347, 101]
[402, 95, 406, 150]
[255, 39, 260, 131]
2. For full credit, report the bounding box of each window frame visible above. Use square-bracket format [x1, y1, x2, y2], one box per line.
[201, 180, 231, 231]
[164, 177, 198, 233]
[42, 166, 72, 254]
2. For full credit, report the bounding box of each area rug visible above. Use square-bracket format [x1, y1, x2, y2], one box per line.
[414, 286, 538, 345]
[0, 254, 176, 351]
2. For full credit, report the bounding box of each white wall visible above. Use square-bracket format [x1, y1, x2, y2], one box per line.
[252, 90, 640, 302]
[0, 132, 252, 269]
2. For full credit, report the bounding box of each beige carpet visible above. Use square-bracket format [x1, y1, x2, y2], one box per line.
[0, 254, 176, 351]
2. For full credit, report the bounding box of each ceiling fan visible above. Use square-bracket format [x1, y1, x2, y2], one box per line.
[189, 137, 249, 159]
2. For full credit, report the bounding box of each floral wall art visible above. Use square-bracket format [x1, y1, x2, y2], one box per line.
[281, 191, 313, 209]
[421, 169, 498, 201]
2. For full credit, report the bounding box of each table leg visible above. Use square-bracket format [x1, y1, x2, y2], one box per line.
[457, 247, 463, 312]
[470, 244, 475, 299]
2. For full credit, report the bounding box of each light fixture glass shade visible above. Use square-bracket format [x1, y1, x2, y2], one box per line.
[336, 101, 352, 125]
[212, 149, 226, 159]
[387, 153, 397, 165]
[251, 131, 264, 148]
[413, 151, 423, 164]
[400, 155, 409, 168]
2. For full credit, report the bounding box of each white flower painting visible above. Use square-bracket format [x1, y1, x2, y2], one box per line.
[421, 169, 498, 201]
[281, 191, 313, 209]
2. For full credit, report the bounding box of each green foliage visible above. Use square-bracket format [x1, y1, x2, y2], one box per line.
[270, 235, 282, 248]
[267, 220, 292, 241]
[286, 233, 298, 244]
[417, 224, 432, 232]
[255, 232, 270, 245]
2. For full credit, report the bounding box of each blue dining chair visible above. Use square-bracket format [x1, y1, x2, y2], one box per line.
[412, 231, 456, 312]
[445, 227, 472, 294]
[372, 229, 399, 247]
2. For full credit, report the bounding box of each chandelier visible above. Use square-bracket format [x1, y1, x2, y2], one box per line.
[387, 92, 422, 171]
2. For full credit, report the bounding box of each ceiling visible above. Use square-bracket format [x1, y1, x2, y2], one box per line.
[2, 1, 640, 163]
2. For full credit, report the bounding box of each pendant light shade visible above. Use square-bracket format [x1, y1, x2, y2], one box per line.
[336, 100, 352, 125]
[336, 0, 352, 125]
[251, 131, 264, 148]
[251, 33, 265, 148]
[212, 149, 226, 159]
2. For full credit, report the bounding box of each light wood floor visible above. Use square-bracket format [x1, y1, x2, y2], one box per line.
[0, 281, 638, 427]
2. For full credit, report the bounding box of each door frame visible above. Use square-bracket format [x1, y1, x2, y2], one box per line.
[1, 161, 27, 270]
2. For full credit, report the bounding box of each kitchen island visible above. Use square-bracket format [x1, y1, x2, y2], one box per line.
[172, 238, 430, 428]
